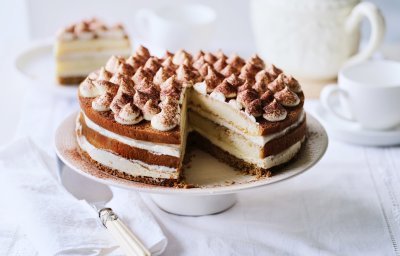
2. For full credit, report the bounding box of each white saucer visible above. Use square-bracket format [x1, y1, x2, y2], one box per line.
[55, 112, 328, 215]
[14, 39, 77, 98]
[311, 103, 400, 147]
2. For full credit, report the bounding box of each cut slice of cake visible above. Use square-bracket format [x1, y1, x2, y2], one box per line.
[76, 46, 306, 186]
[54, 18, 131, 85]
[189, 52, 306, 176]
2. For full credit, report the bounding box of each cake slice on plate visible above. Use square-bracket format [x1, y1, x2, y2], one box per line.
[54, 18, 131, 85]
[76, 46, 306, 186]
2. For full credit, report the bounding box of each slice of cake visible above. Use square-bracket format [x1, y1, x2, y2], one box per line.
[76, 46, 306, 186]
[189, 52, 306, 176]
[54, 18, 131, 85]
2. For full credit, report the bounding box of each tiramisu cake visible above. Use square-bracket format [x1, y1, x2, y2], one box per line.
[76, 46, 306, 186]
[54, 18, 131, 85]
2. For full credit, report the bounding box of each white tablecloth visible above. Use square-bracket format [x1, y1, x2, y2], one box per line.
[1, 87, 400, 256]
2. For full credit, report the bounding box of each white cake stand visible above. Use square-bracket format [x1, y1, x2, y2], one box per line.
[55, 112, 328, 216]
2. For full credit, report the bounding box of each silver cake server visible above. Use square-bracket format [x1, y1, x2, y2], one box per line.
[56, 157, 151, 256]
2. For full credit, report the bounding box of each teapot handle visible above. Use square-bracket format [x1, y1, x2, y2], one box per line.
[344, 2, 385, 67]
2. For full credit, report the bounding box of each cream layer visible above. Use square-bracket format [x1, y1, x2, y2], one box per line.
[189, 90, 304, 147]
[54, 39, 131, 55]
[76, 122, 179, 179]
[82, 112, 181, 157]
[190, 111, 304, 169]
[56, 49, 131, 61]
[190, 90, 261, 135]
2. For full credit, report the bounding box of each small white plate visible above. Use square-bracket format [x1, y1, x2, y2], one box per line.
[311, 102, 400, 146]
[14, 39, 77, 98]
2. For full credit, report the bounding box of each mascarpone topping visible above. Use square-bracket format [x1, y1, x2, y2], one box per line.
[98, 67, 112, 81]
[214, 80, 237, 98]
[210, 91, 226, 102]
[193, 82, 207, 95]
[281, 74, 302, 93]
[153, 67, 169, 86]
[228, 99, 243, 110]
[78, 48, 304, 129]
[274, 87, 301, 107]
[115, 103, 143, 125]
[204, 52, 217, 64]
[227, 53, 245, 70]
[193, 56, 206, 70]
[144, 57, 161, 74]
[142, 99, 161, 121]
[134, 45, 151, 61]
[213, 57, 227, 72]
[92, 93, 113, 111]
[237, 89, 258, 106]
[57, 18, 128, 42]
[151, 97, 180, 131]
[105, 56, 124, 73]
[97, 26, 125, 39]
[263, 99, 288, 121]
[265, 64, 283, 79]
[245, 99, 263, 117]
[220, 64, 236, 77]
[172, 49, 191, 65]
[79, 78, 99, 97]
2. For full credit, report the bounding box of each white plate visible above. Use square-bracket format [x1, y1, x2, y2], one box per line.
[55, 112, 328, 196]
[14, 39, 77, 98]
[311, 103, 400, 146]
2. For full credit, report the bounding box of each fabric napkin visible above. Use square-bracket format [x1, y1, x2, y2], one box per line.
[0, 137, 167, 255]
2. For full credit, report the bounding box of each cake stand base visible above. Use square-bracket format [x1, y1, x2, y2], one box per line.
[150, 193, 237, 216]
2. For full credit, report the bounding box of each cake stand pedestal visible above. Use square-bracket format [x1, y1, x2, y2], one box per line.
[150, 194, 237, 216]
[55, 112, 328, 216]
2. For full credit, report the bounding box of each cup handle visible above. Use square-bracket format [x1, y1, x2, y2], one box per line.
[135, 9, 152, 39]
[344, 2, 386, 67]
[320, 84, 355, 121]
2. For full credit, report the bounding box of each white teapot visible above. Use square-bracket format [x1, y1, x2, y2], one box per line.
[250, 0, 385, 81]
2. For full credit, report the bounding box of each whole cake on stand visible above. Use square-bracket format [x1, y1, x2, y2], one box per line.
[76, 46, 306, 186]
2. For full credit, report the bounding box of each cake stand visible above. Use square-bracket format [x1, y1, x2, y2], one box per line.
[55, 112, 328, 216]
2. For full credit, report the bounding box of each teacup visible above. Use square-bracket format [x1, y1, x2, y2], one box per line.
[321, 60, 400, 130]
[135, 4, 216, 52]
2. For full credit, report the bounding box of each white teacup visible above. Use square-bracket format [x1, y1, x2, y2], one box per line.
[135, 4, 216, 52]
[321, 60, 400, 130]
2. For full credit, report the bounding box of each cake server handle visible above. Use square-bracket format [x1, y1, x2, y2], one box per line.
[99, 208, 151, 256]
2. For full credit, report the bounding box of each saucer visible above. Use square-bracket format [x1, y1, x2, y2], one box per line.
[311, 102, 400, 147]
[14, 39, 77, 98]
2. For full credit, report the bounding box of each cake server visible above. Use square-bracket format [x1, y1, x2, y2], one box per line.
[56, 157, 151, 256]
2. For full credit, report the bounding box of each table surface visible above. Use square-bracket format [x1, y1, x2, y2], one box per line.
[2, 45, 400, 256]
[1, 2, 400, 254]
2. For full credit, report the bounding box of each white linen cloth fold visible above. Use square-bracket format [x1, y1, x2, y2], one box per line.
[0, 138, 167, 256]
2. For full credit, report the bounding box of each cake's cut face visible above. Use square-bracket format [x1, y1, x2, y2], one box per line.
[76, 46, 306, 186]
[55, 18, 131, 85]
